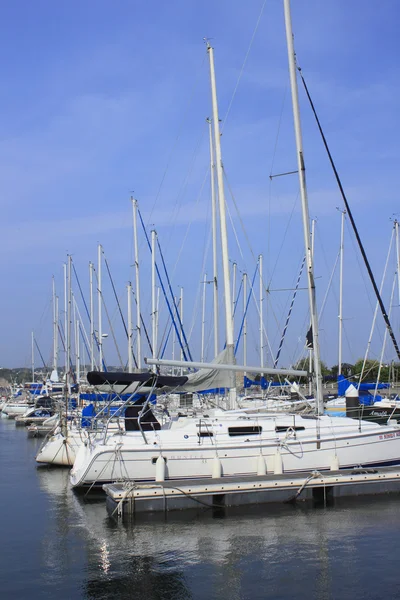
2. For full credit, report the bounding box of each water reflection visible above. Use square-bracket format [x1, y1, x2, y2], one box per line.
[3, 416, 400, 600]
[36, 463, 400, 600]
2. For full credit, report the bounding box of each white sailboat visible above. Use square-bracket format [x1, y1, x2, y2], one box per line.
[70, 0, 400, 488]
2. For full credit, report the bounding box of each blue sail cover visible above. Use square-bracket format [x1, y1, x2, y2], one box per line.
[81, 403, 95, 428]
[81, 394, 157, 427]
[337, 374, 390, 397]
[80, 392, 138, 402]
[195, 388, 227, 395]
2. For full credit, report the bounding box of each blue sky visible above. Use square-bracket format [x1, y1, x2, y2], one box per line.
[1, 0, 399, 371]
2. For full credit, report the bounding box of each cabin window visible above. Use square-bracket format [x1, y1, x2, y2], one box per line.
[275, 426, 305, 432]
[228, 426, 262, 437]
[197, 431, 214, 438]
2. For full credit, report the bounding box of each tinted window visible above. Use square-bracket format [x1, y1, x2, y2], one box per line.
[228, 426, 262, 437]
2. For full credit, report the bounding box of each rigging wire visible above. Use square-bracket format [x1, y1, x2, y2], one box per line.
[269, 253, 305, 356]
[92, 268, 123, 370]
[145, 53, 207, 230]
[29, 297, 52, 371]
[315, 223, 353, 362]
[249, 269, 275, 365]
[72, 263, 91, 323]
[223, 168, 258, 267]
[268, 85, 289, 179]
[298, 65, 400, 361]
[132, 290, 153, 357]
[165, 125, 208, 254]
[318, 249, 340, 322]
[34, 337, 47, 370]
[98, 287, 124, 370]
[156, 236, 193, 362]
[359, 227, 395, 383]
[73, 297, 97, 370]
[138, 207, 192, 362]
[267, 85, 289, 343]
[221, 0, 268, 132]
[224, 167, 301, 346]
[159, 298, 181, 360]
[267, 192, 299, 288]
[235, 264, 258, 354]
[187, 220, 212, 344]
[78, 321, 91, 366]
[142, 1, 267, 364]
[172, 157, 210, 275]
[103, 252, 138, 368]
[274, 256, 305, 367]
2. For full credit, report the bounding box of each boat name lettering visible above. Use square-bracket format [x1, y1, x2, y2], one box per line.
[379, 431, 400, 440]
[169, 454, 202, 460]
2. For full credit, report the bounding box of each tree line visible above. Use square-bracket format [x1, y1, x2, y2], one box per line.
[291, 359, 400, 383]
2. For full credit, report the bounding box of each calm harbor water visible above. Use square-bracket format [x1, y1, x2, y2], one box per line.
[1, 417, 400, 600]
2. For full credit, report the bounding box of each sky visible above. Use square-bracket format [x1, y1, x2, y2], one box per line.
[0, 0, 399, 372]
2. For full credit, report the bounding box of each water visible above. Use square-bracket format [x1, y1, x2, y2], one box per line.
[1, 417, 400, 600]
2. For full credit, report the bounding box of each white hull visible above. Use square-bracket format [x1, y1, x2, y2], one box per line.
[70, 414, 400, 487]
[2, 403, 31, 416]
[36, 430, 86, 466]
[36, 421, 123, 466]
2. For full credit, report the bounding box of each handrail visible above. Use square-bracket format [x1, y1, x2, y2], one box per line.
[100, 384, 148, 443]
[137, 381, 158, 445]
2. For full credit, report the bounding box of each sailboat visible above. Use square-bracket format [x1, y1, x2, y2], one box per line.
[326, 218, 400, 420]
[70, 0, 400, 488]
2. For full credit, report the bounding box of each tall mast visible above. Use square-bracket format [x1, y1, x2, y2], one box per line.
[338, 209, 346, 376]
[206, 41, 236, 407]
[172, 295, 176, 373]
[72, 292, 77, 376]
[52, 276, 58, 375]
[395, 219, 400, 306]
[63, 262, 67, 374]
[259, 254, 264, 371]
[77, 320, 80, 385]
[73, 298, 81, 384]
[97, 244, 103, 369]
[89, 261, 94, 371]
[201, 274, 207, 362]
[156, 287, 161, 365]
[207, 117, 219, 357]
[308, 219, 316, 395]
[127, 282, 133, 372]
[283, 0, 323, 413]
[232, 261, 237, 322]
[151, 230, 157, 373]
[243, 272, 247, 376]
[132, 197, 142, 369]
[31, 331, 35, 383]
[55, 295, 59, 376]
[66, 255, 72, 394]
[179, 286, 184, 376]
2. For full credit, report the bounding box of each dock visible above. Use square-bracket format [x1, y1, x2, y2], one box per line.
[104, 466, 400, 519]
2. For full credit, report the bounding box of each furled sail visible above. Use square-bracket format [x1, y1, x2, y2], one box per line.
[178, 348, 234, 393]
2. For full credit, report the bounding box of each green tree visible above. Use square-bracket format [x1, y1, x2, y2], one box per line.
[292, 358, 331, 377]
[331, 363, 354, 378]
[353, 359, 390, 383]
